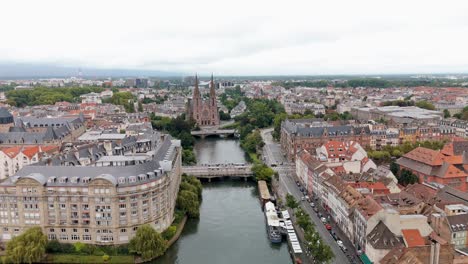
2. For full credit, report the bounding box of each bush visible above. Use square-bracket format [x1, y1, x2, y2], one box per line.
[102, 254, 110, 262]
[162, 225, 177, 241]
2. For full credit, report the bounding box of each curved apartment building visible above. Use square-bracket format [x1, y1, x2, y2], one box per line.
[0, 134, 182, 245]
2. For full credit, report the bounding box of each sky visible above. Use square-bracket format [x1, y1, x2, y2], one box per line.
[1, 0, 468, 76]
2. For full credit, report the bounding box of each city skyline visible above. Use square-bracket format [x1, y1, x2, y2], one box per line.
[2, 0, 468, 75]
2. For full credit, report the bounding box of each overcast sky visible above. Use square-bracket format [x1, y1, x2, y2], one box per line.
[2, 0, 468, 75]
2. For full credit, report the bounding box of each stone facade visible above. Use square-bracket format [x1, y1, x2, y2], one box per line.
[187, 75, 220, 127]
[0, 136, 182, 245]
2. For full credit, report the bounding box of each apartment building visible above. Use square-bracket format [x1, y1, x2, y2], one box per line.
[0, 134, 182, 245]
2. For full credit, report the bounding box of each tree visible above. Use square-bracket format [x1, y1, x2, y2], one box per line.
[398, 169, 419, 186]
[415, 100, 436, 110]
[241, 130, 264, 154]
[128, 225, 167, 261]
[219, 111, 231, 120]
[315, 242, 335, 263]
[182, 149, 196, 165]
[251, 164, 274, 182]
[162, 225, 177, 240]
[138, 102, 143, 112]
[390, 162, 399, 175]
[177, 190, 200, 218]
[443, 109, 451, 118]
[6, 227, 47, 264]
[286, 194, 299, 209]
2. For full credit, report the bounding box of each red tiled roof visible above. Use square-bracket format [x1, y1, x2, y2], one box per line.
[22, 146, 40, 159]
[401, 229, 425, 248]
[1, 146, 22, 158]
[403, 147, 443, 166]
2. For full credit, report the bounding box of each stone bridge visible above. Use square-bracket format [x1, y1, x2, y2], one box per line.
[191, 129, 238, 138]
[182, 164, 253, 181]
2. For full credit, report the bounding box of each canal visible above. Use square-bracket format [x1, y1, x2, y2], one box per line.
[153, 138, 291, 264]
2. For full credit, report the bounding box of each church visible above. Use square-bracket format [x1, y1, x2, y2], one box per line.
[187, 74, 220, 127]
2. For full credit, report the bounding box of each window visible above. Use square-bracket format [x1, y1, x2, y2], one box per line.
[120, 229, 126, 233]
[71, 234, 80, 241]
[83, 235, 91, 241]
[49, 228, 55, 233]
[61, 228, 66, 233]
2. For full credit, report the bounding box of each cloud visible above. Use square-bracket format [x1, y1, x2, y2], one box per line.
[1, 0, 468, 75]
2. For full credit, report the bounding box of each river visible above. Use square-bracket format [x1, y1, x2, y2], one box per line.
[153, 138, 291, 264]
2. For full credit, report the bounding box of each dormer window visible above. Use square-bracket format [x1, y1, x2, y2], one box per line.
[118, 177, 126, 184]
[59, 177, 68, 183]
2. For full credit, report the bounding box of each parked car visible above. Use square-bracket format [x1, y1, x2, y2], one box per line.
[305, 195, 310, 202]
[337, 240, 347, 252]
[331, 231, 338, 240]
[325, 224, 332, 230]
[310, 202, 315, 207]
[318, 212, 323, 218]
[321, 217, 327, 223]
[301, 196, 306, 201]
[313, 207, 319, 213]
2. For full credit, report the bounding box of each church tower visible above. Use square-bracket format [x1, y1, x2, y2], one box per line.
[188, 73, 219, 127]
[209, 74, 220, 126]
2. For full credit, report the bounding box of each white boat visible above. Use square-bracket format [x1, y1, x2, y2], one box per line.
[264, 202, 282, 243]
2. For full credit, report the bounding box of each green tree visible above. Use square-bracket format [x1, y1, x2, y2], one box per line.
[128, 225, 167, 261]
[6, 227, 47, 264]
[162, 225, 177, 240]
[390, 162, 399, 175]
[177, 190, 200, 218]
[415, 100, 436, 110]
[182, 149, 197, 165]
[251, 164, 274, 182]
[443, 109, 451, 118]
[286, 194, 299, 209]
[398, 169, 419, 186]
[241, 130, 264, 154]
[315, 241, 335, 263]
[138, 102, 143, 112]
[219, 111, 231, 120]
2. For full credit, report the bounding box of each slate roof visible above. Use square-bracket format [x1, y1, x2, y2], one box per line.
[367, 221, 403, 249]
[1, 135, 175, 188]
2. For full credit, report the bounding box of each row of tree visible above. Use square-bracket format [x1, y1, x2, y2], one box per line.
[6, 86, 104, 107]
[277, 78, 467, 89]
[367, 140, 446, 163]
[285, 194, 335, 263]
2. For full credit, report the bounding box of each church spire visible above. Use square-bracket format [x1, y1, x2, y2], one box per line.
[210, 73, 216, 98]
[193, 73, 200, 98]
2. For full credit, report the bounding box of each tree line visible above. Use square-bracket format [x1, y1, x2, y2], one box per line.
[6, 87, 104, 107]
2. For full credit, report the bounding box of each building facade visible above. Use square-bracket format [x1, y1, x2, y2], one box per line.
[187, 75, 220, 127]
[0, 135, 182, 245]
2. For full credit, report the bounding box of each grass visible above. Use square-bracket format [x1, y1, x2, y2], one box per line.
[48, 254, 134, 264]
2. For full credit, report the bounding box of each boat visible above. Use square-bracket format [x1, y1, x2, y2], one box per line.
[264, 201, 282, 243]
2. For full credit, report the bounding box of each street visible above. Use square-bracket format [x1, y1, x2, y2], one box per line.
[260, 128, 354, 264]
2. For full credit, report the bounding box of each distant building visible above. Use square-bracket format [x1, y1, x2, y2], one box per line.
[396, 140, 468, 192]
[281, 119, 371, 161]
[135, 78, 148, 88]
[80, 92, 102, 104]
[187, 75, 219, 127]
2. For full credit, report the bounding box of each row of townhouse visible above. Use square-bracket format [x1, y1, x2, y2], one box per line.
[295, 140, 468, 263]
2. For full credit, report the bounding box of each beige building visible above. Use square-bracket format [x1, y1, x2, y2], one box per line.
[0, 135, 182, 245]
